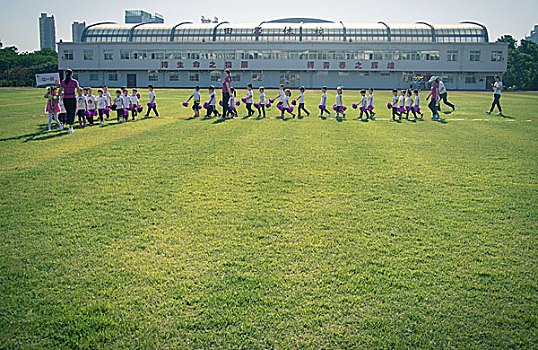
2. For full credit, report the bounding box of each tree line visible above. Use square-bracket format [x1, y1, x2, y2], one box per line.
[0, 37, 537, 90]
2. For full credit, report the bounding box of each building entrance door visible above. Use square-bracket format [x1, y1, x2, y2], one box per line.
[127, 74, 137, 88]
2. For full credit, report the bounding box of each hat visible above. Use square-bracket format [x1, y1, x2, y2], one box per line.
[428, 76, 438, 83]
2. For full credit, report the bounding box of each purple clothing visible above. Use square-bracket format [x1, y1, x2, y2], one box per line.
[222, 76, 231, 93]
[61, 79, 79, 98]
[431, 83, 439, 99]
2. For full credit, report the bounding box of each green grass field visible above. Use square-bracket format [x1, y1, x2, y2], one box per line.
[0, 87, 537, 349]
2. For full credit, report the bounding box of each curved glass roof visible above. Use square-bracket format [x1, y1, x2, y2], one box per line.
[81, 20, 488, 43]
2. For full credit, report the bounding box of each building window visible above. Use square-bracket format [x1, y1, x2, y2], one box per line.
[380, 72, 391, 76]
[120, 50, 130, 60]
[231, 73, 241, 82]
[148, 70, 159, 81]
[421, 51, 440, 60]
[104, 50, 114, 60]
[63, 50, 73, 60]
[108, 72, 118, 81]
[491, 51, 504, 62]
[338, 72, 350, 77]
[169, 71, 179, 81]
[89, 73, 99, 81]
[189, 72, 199, 81]
[447, 50, 458, 61]
[83, 50, 94, 60]
[210, 71, 221, 82]
[470, 50, 481, 62]
[441, 75, 454, 84]
[252, 71, 263, 82]
[465, 76, 476, 84]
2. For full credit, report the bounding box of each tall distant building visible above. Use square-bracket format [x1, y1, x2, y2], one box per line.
[39, 13, 56, 51]
[525, 25, 538, 44]
[125, 10, 164, 24]
[72, 21, 86, 43]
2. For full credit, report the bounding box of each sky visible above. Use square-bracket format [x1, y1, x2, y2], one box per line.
[0, 0, 536, 52]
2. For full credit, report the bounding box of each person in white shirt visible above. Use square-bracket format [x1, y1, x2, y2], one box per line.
[272, 84, 285, 109]
[413, 89, 423, 119]
[129, 88, 139, 120]
[335, 86, 346, 119]
[280, 89, 296, 119]
[405, 89, 416, 120]
[297, 86, 310, 118]
[390, 89, 401, 121]
[86, 88, 97, 125]
[121, 89, 131, 122]
[96, 89, 107, 124]
[186, 85, 201, 118]
[256, 86, 266, 118]
[228, 88, 238, 118]
[102, 86, 112, 107]
[58, 91, 67, 125]
[358, 89, 368, 120]
[487, 75, 503, 116]
[366, 88, 375, 118]
[113, 89, 124, 123]
[144, 84, 159, 117]
[318, 86, 331, 118]
[207, 85, 220, 118]
[245, 84, 254, 117]
[398, 89, 406, 118]
[437, 80, 455, 112]
[76, 88, 88, 127]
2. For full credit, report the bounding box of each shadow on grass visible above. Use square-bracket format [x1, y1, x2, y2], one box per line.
[498, 114, 515, 120]
[212, 118, 226, 124]
[0, 125, 66, 143]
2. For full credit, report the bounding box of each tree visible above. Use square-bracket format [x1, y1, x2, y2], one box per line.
[0, 46, 57, 86]
[496, 36, 538, 90]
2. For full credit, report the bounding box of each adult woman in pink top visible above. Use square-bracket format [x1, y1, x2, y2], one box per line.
[221, 69, 232, 118]
[426, 76, 440, 119]
[59, 69, 79, 133]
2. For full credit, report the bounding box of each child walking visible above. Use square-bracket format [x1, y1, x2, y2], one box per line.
[121, 89, 131, 122]
[86, 88, 97, 125]
[113, 90, 124, 123]
[144, 84, 159, 117]
[58, 91, 67, 125]
[256, 86, 266, 118]
[413, 89, 423, 120]
[357, 89, 367, 120]
[297, 86, 310, 117]
[390, 89, 401, 121]
[186, 86, 201, 118]
[280, 89, 296, 118]
[207, 85, 220, 118]
[405, 89, 415, 120]
[130, 88, 139, 120]
[318, 86, 331, 117]
[335, 86, 346, 119]
[228, 88, 238, 118]
[44, 86, 63, 131]
[96, 89, 107, 124]
[76, 87, 88, 127]
[367, 88, 375, 119]
[245, 84, 254, 117]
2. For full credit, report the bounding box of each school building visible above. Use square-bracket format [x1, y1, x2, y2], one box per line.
[57, 18, 508, 90]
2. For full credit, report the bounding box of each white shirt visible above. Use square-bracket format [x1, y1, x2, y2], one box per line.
[278, 90, 285, 102]
[438, 81, 447, 94]
[191, 91, 200, 102]
[398, 95, 405, 107]
[320, 93, 327, 106]
[298, 92, 305, 104]
[229, 95, 235, 107]
[360, 95, 367, 107]
[59, 97, 66, 113]
[406, 96, 413, 107]
[367, 94, 374, 107]
[86, 95, 97, 110]
[103, 91, 112, 104]
[336, 93, 343, 107]
[283, 95, 290, 108]
[414, 95, 420, 106]
[209, 92, 216, 106]
[122, 94, 131, 108]
[494, 81, 503, 95]
[130, 94, 139, 105]
[114, 96, 123, 109]
[149, 91, 156, 103]
[246, 90, 253, 103]
[76, 96, 87, 111]
[392, 96, 399, 105]
[259, 92, 266, 104]
[97, 96, 108, 109]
